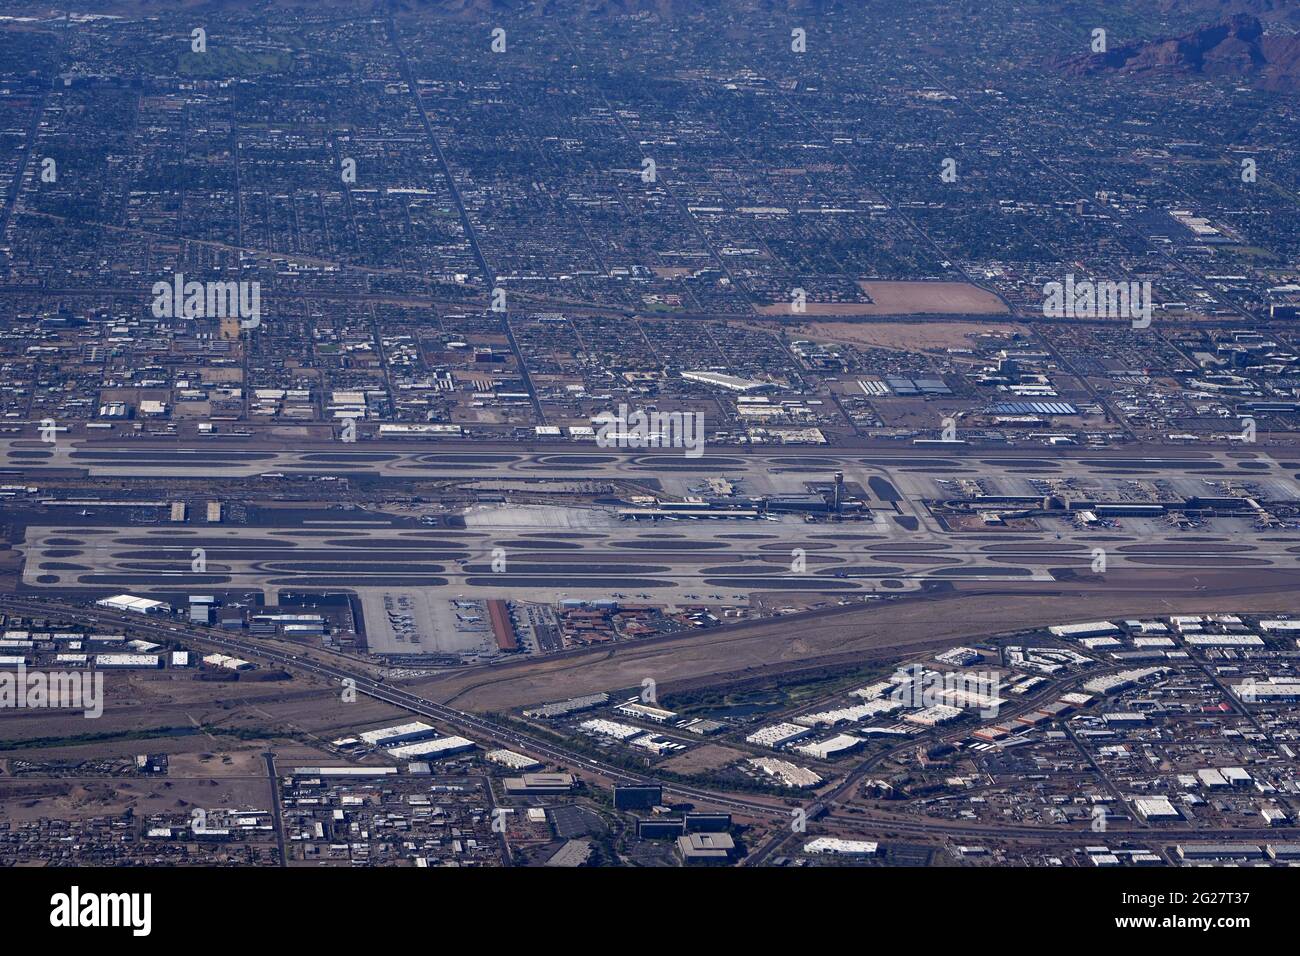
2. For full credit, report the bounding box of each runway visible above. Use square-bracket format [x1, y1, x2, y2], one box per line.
[10, 437, 1300, 657]
[8, 439, 1300, 532]
[20, 502, 1300, 601]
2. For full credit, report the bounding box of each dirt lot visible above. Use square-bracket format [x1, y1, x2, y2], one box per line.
[168, 751, 267, 778]
[0, 771, 273, 824]
[659, 744, 748, 776]
[792, 318, 1028, 351]
[756, 281, 1009, 317]
[0, 670, 413, 760]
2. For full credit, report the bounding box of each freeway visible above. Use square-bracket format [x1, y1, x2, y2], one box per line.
[818, 812, 1297, 844]
[8, 594, 1297, 859]
[0, 596, 789, 820]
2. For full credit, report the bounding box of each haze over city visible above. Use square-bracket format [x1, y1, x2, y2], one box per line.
[0, 0, 1294, 927]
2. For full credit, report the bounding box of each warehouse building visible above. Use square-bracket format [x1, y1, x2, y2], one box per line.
[504, 773, 576, 796]
[359, 721, 439, 748]
[202, 653, 253, 671]
[95, 654, 162, 668]
[386, 736, 474, 760]
[486, 749, 542, 772]
[1176, 844, 1265, 861]
[523, 693, 610, 719]
[795, 734, 865, 760]
[1132, 796, 1180, 822]
[1048, 621, 1120, 639]
[748, 757, 822, 789]
[746, 722, 816, 749]
[615, 700, 678, 723]
[804, 838, 880, 856]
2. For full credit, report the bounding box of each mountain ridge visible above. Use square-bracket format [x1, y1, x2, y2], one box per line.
[1062, 13, 1300, 91]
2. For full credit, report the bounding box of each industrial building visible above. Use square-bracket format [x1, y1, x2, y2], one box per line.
[804, 838, 880, 856]
[385, 736, 474, 760]
[485, 749, 542, 771]
[504, 773, 577, 796]
[202, 653, 253, 671]
[358, 721, 439, 748]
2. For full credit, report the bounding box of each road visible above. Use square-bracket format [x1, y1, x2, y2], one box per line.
[263, 751, 289, 867]
[6, 594, 1294, 864]
[0, 596, 789, 821]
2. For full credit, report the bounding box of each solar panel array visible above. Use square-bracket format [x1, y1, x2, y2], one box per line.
[990, 402, 1079, 416]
